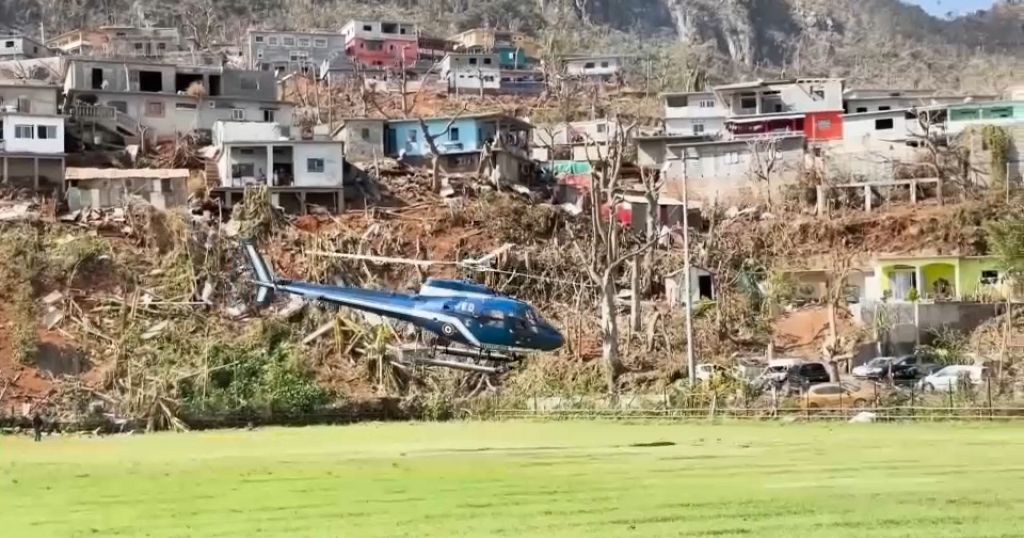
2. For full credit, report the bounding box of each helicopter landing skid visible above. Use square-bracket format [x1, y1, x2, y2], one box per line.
[389, 344, 522, 374]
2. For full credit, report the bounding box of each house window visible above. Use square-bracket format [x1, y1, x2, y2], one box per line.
[282, 37, 295, 46]
[298, 38, 310, 47]
[262, 109, 275, 122]
[879, 106, 891, 111]
[267, 36, 279, 46]
[665, 96, 687, 108]
[740, 96, 757, 109]
[360, 128, 371, 141]
[817, 119, 832, 130]
[483, 57, 492, 65]
[363, 25, 373, 32]
[256, 49, 264, 59]
[408, 129, 418, 142]
[584, 62, 595, 69]
[811, 86, 825, 99]
[240, 78, 259, 90]
[600, 61, 609, 68]
[255, 36, 264, 43]
[145, 101, 165, 117]
[289, 51, 308, 61]
[134, 43, 143, 51]
[157, 43, 166, 51]
[14, 125, 33, 139]
[724, 151, 740, 164]
[36, 125, 57, 139]
[856, 107, 868, 113]
[314, 38, 327, 48]
[450, 127, 460, 141]
[307, 158, 325, 173]
[596, 123, 607, 133]
[469, 57, 477, 65]
[175, 102, 198, 110]
[231, 163, 255, 178]
[231, 109, 245, 120]
[693, 123, 705, 135]
[981, 270, 1000, 285]
[699, 99, 715, 108]
[875, 118, 894, 130]
[4, 40, 14, 48]
[483, 75, 495, 82]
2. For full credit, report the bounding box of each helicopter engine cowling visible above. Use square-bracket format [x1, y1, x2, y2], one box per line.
[418, 278, 498, 299]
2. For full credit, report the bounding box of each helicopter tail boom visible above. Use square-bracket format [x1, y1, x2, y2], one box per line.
[242, 241, 277, 306]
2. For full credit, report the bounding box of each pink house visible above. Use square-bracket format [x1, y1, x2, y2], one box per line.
[341, 20, 419, 68]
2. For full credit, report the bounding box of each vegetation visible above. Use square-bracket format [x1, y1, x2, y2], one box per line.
[4, 422, 1024, 537]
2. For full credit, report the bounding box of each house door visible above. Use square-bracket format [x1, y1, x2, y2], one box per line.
[385, 128, 397, 155]
[891, 270, 917, 300]
[698, 275, 714, 300]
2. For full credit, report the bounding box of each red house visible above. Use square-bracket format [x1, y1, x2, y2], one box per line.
[341, 20, 419, 68]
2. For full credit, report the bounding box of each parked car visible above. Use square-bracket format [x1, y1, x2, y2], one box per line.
[695, 363, 726, 383]
[917, 365, 991, 393]
[801, 381, 880, 410]
[755, 361, 831, 394]
[853, 355, 921, 381]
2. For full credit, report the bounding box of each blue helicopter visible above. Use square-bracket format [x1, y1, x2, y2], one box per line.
[242, 242, 564, 373]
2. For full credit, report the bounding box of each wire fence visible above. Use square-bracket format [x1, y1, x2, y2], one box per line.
[3, 379, 1024, 432]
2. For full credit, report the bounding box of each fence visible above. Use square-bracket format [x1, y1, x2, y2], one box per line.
[4, 379, 1023, 432]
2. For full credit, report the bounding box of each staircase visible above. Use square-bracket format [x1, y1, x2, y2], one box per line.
[65, 103, 141, 144]
[204, 157, 221, 189]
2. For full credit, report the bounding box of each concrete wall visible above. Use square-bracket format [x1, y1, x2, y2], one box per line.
[213, 121, 289, 144]
[0, 86, 59, 115]
[665, 117, 725, 137]
[1, 114, 64, 153]
[87, 93, 291, 139]
[663, 137, 805, 203]
[337, 119, 385, 161]
[66, 60, 276, 101]
[67, 177, 188, 210]
[959, 123, 1024, 186]
[854, 300, 1004, 351]
[293, 143, 344, 187]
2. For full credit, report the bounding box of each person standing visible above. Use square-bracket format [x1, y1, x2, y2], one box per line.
[31, 412, 43, 442]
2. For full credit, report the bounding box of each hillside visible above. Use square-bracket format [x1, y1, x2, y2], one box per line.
[4, 0, 1019, 70]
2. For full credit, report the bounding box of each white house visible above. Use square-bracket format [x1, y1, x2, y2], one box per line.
[713, 78, 844, 117]
[531, 118, 620, 161]
[440, 52, 501, 94]
[662, 91, 727, 137]
[212, 121, 345, 214]
[0, 108, 65, 195]
[843, 88, 998, 115]
[562, 55, 625, 81]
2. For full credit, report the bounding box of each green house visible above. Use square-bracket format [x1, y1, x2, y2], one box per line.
[873, 255, 1010, 302]
[947, 101, 1024, 124]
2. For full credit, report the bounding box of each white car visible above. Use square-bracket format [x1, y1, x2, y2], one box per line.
[918, 365, 990, 392]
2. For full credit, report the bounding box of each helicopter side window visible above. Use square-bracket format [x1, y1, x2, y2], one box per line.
[480, 310, 507, 328]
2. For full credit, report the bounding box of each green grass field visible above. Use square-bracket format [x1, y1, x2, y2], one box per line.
[2, 421, 1023, 537]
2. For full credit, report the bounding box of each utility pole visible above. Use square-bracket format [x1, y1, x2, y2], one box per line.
[681, 150, 697, 386]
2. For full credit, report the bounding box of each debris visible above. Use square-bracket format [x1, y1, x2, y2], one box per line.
[275, 295, 306, 319]
[849, 411, 877, 423]
[559, 203, 584, 216]
[303, 320, 336, 345]
[511, 184, 532, 195]
[225, 304, 249, 319]
[41, 291, 64, 306]
[0, 203, 35, 221]
[200, 281, 216, 305]
[43, 308, 65, 330]
[141, 321, 169, 341]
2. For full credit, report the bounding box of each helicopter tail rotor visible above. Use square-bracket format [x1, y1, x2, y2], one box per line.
[242, 241, 277, 307]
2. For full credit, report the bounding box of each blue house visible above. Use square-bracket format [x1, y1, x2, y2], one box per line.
[384, 113, 535, 182]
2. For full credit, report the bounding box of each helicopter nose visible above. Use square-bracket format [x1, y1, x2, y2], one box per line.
[538, 325, 565, 351]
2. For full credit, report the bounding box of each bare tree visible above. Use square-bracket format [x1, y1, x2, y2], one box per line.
[576, 118, 651, 392]
[747, 136, 782, 209]
[639, 166, 664, 295]
[908, 107, 956, 205]
[418, 105, 468, 191]
[178, 0, 219, 51]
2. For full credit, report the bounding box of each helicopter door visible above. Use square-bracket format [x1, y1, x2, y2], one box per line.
[474, 309, 516, 348]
